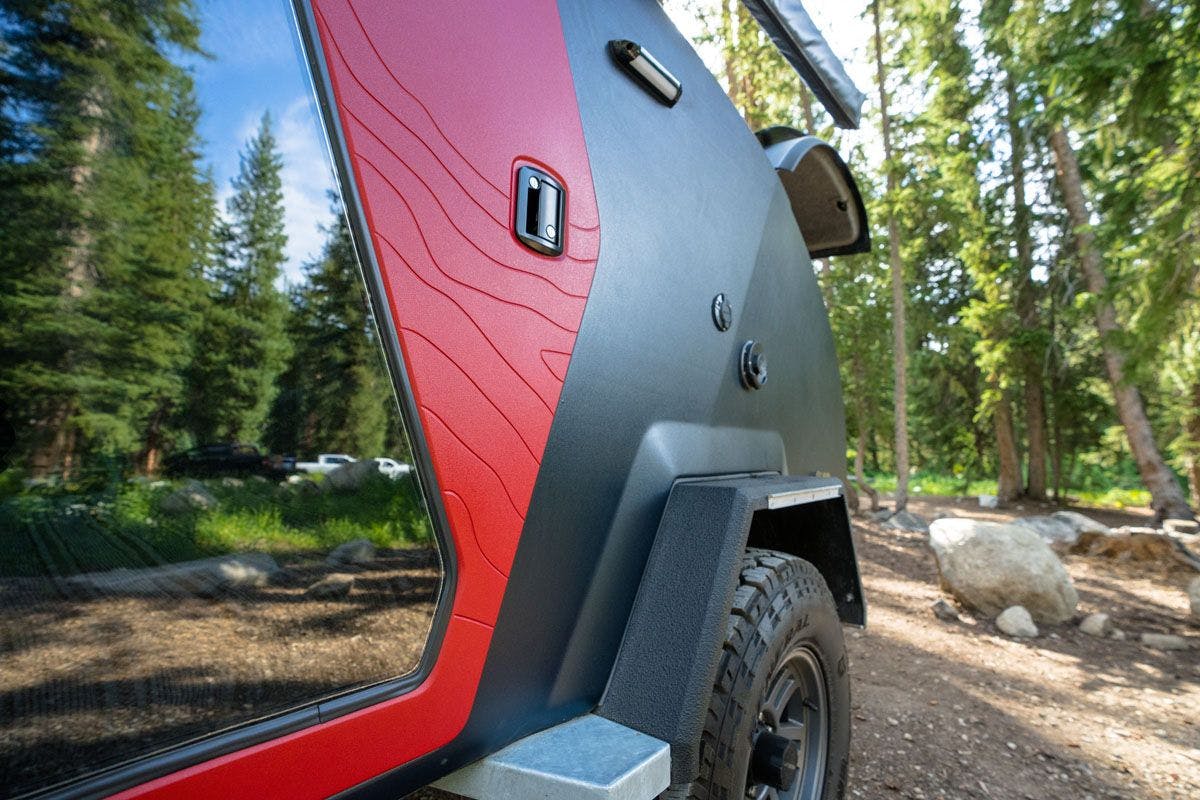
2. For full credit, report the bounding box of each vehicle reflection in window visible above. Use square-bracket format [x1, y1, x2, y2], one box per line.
[0, 0, 442, 795]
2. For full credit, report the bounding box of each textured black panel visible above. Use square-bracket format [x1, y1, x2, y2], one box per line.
[597, 474, 847, 786]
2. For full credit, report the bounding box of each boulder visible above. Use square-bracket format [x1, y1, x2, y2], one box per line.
[1078, 613, 1112, 638]
[885, 510, 930, 533]
[326, 538, 376, 566]
[324, 459, 378, 492]
[928, 518, 1078, 624]
[305, 573, 356, 599]
[66, 553, 279, 597]
[1013, 515, 1079, 548]
[1188, 577, 1200, 619]
[996, 606, 1038, 638]
[159, 480, 217, 514]
[977, 495, 999, 509]
[1050, 510, 1111, 537]
[1140, 633, 1189, 651]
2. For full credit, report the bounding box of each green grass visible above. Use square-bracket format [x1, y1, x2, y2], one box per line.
[856, 470, 1151, 509]
[0, 471, 432, 579]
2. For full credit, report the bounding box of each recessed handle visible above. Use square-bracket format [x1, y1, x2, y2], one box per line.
[514, 165, 564, 257]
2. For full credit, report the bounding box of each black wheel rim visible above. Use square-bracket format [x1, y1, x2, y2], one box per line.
[746, 645, 829, 800]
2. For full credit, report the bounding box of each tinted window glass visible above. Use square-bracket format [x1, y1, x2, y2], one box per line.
[0, 1, 442, 794]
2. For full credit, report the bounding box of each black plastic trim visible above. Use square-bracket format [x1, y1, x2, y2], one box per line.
[597, 473, 851, 787]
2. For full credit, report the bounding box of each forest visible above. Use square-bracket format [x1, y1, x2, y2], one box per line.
[0, 1, 404, 489]
[1, 0, 1198, 525]
[674, 0, 1199, 521]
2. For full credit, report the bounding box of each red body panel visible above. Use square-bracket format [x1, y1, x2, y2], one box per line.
[112, 1, 598, 796]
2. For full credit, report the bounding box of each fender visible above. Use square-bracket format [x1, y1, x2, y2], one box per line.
[597, 473, 864, 788]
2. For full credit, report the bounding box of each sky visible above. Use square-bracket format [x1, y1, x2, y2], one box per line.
[187, 0, 872, 285]
[188, 0, 337, 285]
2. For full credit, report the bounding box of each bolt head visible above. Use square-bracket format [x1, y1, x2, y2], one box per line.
[545, 224, 556, 239]
[740, 340, 768, 390]
[529, 176, 540, 190]
[712, 293, 733, 331]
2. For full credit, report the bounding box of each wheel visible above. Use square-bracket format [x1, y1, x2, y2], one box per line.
[689, 549, 851, 800]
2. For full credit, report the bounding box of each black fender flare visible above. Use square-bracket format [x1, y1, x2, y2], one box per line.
[596, 472, 864, 787]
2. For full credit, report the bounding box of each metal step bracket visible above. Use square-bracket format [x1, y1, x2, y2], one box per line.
[432, 714, 670, 800]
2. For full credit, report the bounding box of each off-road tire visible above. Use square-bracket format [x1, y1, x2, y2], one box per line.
[687, 548, 851, 800]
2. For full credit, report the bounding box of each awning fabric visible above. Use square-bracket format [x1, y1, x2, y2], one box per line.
[740, 0, 867, 129]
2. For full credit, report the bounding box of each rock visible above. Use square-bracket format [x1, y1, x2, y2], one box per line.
[996, 606, 1038, 638]
[978, 494, 999, 509]
[324, 459, 378, 492]
[1073, 530, 1181, 563]
[1013, 515, 1080, 548]
[159, 480, 218, 514]
[1115, 525, 1159, 536]
[928, 518, 1078, 623]
[1164, 518, 1200, 535]
[305, 573, 356, 599]
[219, 477, 244, 488]
[1050, 510, 1111, 537]
[286, 474, 307, 485]
[1188, 577, 1200, 619]
[66, 553, 279, 597]
[885, 510, 930, 533]
[931, 598, 960, 622]
[284, 477, 321, 495]
[1110, 628, 1127, 641]
[326, 538, 376, 566]
[871, 508, 894, 523]
[1079, 613, 1112, 638]
[1140, 633, 1189, 651]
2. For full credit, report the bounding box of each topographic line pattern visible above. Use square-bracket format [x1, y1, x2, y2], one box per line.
[315, 0, 599, 598]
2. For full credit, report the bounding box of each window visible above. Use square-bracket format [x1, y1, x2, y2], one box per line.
[0, 1, 443, 794]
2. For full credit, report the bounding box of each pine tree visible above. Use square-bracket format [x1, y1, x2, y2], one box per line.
[267, 206, 393, 459]
[0, 0, 206, 478]
[187, 114, 291, 446]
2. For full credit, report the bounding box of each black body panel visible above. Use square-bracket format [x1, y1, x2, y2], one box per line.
[338, 1, 850, 796]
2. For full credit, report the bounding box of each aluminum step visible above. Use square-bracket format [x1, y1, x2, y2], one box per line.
[432, 714, 670, 800]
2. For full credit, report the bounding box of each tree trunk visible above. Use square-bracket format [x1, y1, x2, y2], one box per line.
[1049, 126, 1194, 521]
[1006, 76, 1048, 500]
[852, 357, 881, 512]
[873, 0, 909, 512]
[137, 403, 169, 476]
[27, 91, 104, 479]
[799, 83, 816, 133]
[994, 388, 1022, 502]
[1187, 380, 1200, 507]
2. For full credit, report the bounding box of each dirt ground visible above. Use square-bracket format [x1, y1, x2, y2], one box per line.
[845, 496, 1199, 800]
[413, 496, 1199, 800]
[0, 548, 439, 798]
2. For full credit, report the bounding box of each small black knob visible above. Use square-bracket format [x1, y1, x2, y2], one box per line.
[740, 340, 768, 390]
[751, 731, 800, 790]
